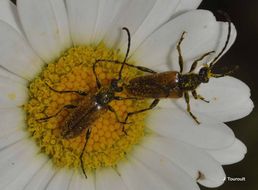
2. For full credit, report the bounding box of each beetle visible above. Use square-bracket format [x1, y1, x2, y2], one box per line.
[38, 27, 135, 178]
[96, 13, 234, 124]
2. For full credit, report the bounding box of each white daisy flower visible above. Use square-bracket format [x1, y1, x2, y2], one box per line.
[0, 0, 253, 190]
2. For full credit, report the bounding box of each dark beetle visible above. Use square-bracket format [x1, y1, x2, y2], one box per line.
[38, 27, 132, 178]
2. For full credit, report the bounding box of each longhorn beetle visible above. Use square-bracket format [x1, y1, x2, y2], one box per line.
[38, 27, 137, 178]
[96, 12, 235, 124]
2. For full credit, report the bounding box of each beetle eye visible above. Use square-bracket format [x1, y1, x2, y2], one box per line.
[199, 67, 209, 83]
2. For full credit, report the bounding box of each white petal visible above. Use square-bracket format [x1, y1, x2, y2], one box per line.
[66, 0, 99, 45]
[117, 157, 170, 190]
[129, 146, 200, 190]
[0, 21, 43, 80]
[24, 160, 56, 190]
[121, 0, 181, 53]
[173, 0, 202, 16]
[132, 10, 236, 73]
[0, 130, 28, 151]
[46, 169, 73, 190]
[3, 155, 48, 190]
[0, 139, 39, 189]
[147, 108, 235, 149]
[0, 108, 25, 137]
[17, 0, 72, 62]
[0, 107, 27, 149]
[92, 0, 130, 44]
[0, 76, 28, 108]
[96, 167, 127, 190]
[142, 136, 226, 187]
[0, 68, 27, 84]
[68, 172, 95, 190]
[174, 76, 253, 122]
[0, 0, 22, 34]
[207, 139, 247, 165]
[104, 0, 156, 49]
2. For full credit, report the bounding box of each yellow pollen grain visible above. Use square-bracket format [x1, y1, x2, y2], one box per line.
[24, 44, 148, 172]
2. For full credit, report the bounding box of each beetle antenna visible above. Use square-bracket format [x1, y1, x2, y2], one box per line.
[118, 27, 131, 80]
[209, 11, 232, 68]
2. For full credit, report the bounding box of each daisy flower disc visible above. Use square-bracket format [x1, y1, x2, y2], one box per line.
[0, 0, 253, 190]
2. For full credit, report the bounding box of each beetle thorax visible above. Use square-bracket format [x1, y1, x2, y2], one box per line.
[96, 88, 114, 105]
[178, 73, 201, 91]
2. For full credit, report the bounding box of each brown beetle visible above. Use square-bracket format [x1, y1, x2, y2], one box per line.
[96, 13, 234, 124]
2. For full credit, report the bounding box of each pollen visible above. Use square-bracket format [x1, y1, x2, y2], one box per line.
[24, 44, 148, 173]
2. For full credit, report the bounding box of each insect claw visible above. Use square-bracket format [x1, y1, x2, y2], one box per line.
[82, 168, 88, 179]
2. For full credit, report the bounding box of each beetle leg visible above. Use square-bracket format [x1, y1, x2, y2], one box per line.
[37, 104, 77, 122]
[93, 61, 102, 89]
[189, 51, 214, 73]
[95, 59, 157, 74]
[107, 105, 131, 135]
[123, 99, 160, 124]
[80, 128, 92, 179]
[45, 82, 88, 96]
[192, 90, 209, 103]
[177, 32, 186, 73]
[184, 92, 200, 124]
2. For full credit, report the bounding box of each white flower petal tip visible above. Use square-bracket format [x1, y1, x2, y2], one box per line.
[173, 0, 202, 16]
[147, 108, 235, 149]
[0, 76, 28, 108]
[208, 139, 247, 165]
[96, 168, 127, 190]
[132, 9, 236, 72]
[17, 0, 72, 63]
[142, 136, 226, 188]
[0, 20, 43, 80]
[119, 146, 200, 190]
[0, 0, 22, 34]
[174, 76, 253, 122]
[142, 136, 225, 187]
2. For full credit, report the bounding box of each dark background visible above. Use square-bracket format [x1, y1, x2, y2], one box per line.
[11, 0, 257, 189]
[199, 0, 258, 190]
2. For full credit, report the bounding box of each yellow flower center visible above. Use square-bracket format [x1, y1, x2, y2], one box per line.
[24, 44, 148, 172]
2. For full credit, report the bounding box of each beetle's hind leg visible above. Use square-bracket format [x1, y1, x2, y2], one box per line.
[123, 99, 160, 124]
[192, 90, 209, 103]
[107, 105, 131, 135]
[80, 129, 92, 179]
[184, 92, 200, 124]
